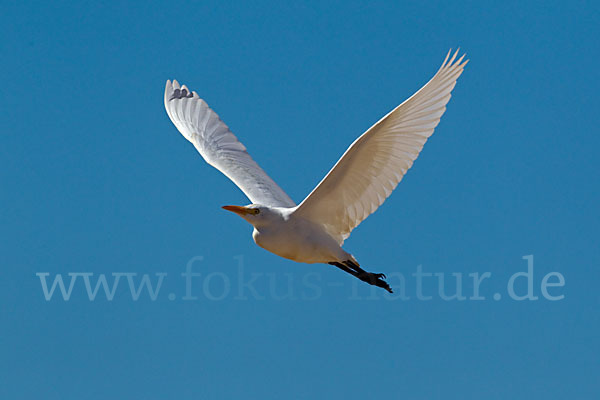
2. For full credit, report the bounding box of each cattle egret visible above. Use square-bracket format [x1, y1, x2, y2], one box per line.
[164, 50, 467, 293]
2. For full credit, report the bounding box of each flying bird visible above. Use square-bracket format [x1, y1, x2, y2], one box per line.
[164, 50, 467, 293]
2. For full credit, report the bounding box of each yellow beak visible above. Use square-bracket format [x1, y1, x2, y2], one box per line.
[222, 205, 252, 216]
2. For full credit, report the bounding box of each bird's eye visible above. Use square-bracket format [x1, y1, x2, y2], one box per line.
[253, 209, 260, 215]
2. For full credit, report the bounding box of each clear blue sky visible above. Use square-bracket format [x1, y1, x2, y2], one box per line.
[2, 1, 599, 399]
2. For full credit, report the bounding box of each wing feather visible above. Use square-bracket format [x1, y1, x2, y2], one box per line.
[164, 80, 295, 207]
[294, 50, 467, 243]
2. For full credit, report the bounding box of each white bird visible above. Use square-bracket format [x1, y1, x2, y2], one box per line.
[164, 50, 467, 293]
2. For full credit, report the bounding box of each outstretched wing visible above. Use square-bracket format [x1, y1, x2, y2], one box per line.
[164, 80, 295, 208]
[294, 50, 468, 244]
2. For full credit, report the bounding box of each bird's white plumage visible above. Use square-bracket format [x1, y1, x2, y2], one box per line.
[294, 50, 468, 243]
[164, 80, 295, 208]
[164, 50, 467, 292]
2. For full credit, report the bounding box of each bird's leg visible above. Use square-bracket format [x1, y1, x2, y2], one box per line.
[342, 259, 363, 272]
[343, 260, 387, 281]
[329, 262, 393, 293]
[329, 262, 359, 277]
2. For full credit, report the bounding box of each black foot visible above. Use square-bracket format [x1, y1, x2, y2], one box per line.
[329, 261, 393, 293]
[357, 272, 393, 293]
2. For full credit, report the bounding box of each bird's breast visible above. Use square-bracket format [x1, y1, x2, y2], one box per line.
[251, 217, 346, 264]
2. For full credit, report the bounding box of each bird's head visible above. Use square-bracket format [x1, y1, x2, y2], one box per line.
[221, 204, 277, 227]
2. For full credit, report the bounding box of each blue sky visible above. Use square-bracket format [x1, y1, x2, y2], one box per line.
[2, 1, 599, 399]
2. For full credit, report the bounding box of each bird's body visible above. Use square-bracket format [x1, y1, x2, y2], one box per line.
[164, 49, 468, 293]
[246, 207, 353, 264]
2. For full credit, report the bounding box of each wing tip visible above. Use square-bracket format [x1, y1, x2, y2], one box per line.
[164, 79, 195, 102]
[433, 48, 468, 81]
[440, 48, 468, 70]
